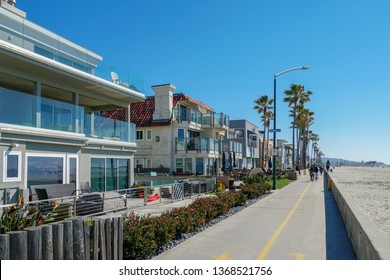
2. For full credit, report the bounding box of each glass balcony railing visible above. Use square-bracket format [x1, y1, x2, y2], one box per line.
[202, 113, 229, 128]
[94, 64, 144, 93]
[0, 10, 144, 93]
[84, 113, 136, 142]
[173, 108, 230, 129]
[175, 137, 221, 153]
[0, 87, 136, 142]
[222, 140, 243, 154]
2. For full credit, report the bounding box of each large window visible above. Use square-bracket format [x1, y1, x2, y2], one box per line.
[90, 158, 130, 192]
[185, 158, 193, 174]
[91, 158, 105, 192]
[26, 154, 78, 188]
[27, 155, 64, 187]
[3, 151, 22, 182]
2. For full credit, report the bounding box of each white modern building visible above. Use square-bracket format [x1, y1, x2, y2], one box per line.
[228, 120, 260, 169]
[0, 2, 145, 204]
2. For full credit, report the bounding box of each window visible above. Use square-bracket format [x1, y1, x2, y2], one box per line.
[90, 158, 130, 192]
[91, 158, 105, 192]
[26, 154, 78, 188]
[136, 130, 143, 140]
[67, 156, 78, 186]
[176, 158, 183, 174]
[146, 159, 152, 168]
[185, 158, 193, 174]
[3, 151, 21, 182]
[135, 159, 144, 169]
[27, 155, 65, 187]
[146, 130, 152, 141]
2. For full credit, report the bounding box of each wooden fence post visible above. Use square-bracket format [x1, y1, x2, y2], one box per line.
[105, 218, 112, 260]
[52, 222, 64, 260]
[92, 218, 99, 260]
[84, 219, 91, 260]
[0, 234, 10, 260]
[73, 218, 85, 260]
[25, 226, 42, 260]
[41, 225, 53, 260]
[63, 219, 73, 260]
[9, 231, 27, 260]
[99, 219, 106, 260]
[112, 217, 118, 260]
[118, 216, 123, 260]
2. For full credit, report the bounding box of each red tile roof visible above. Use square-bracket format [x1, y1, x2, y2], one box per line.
[100, 93, 215, 128]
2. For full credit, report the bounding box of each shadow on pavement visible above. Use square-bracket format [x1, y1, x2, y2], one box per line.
[323, 179, 357, 259]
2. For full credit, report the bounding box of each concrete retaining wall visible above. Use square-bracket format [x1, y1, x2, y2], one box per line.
[326, 172, 390, 259]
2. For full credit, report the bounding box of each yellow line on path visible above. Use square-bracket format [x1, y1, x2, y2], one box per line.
[257, 183, 311, 260]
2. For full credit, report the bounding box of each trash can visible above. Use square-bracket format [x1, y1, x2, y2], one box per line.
[328, 178, 332, 191]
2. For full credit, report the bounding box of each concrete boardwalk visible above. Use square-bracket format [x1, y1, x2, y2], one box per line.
[153, 174, 356, 260]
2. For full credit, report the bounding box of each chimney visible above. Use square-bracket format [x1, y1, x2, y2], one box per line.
[1, 0, 26, 18]
[152, 84, 175, 120]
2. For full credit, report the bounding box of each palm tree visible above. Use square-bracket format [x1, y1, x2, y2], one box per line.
[283, 84, 313, 168]
[309, 132, 319, 165]
[295, 107, 315, 169]
[254, 95, 274, 168]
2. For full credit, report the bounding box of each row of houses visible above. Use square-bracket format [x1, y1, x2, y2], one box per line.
[0, 2, 292, 205]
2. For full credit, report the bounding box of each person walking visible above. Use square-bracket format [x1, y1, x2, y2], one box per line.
[326, 160, 330, 171]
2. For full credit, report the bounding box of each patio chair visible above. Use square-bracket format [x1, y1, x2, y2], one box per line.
[35, 188, 50, 200]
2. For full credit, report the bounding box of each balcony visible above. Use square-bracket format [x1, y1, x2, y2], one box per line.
[202, 113, 229, 128]
[221, 140, 243, 156]
[0, 9, 143, 93]
[175, 137, 220, 154]
[0, 87, 135, 143]
[173, 108, 229, 129]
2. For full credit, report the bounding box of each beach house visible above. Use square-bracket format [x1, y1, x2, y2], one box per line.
[0, 1, 145, 204]
[106, 84, 242, 176]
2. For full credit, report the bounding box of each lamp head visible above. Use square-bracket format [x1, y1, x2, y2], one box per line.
[302, 66, 310, 70]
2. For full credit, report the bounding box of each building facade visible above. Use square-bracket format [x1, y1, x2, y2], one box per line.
[0, 2, 145, 204]
[228, 120, 260, 169]
[119, 84, 242, 175]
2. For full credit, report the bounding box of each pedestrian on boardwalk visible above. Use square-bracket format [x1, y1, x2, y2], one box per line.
[326, 160, 330, 171]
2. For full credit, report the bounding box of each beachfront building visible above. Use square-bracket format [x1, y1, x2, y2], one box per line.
[228, 120, 260, 169]
[113, 83, 242, 175]
[275, 139, 290, 171]
[0, 2, 145, 204]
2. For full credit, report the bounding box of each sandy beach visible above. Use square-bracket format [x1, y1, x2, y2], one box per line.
[329, 166, 390, 243]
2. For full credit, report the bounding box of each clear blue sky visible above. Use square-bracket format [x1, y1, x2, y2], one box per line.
[18, 0, 390, 164]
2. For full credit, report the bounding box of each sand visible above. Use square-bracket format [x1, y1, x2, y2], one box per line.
[329, 166, 390, 243]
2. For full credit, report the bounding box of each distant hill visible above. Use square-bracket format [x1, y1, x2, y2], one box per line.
[322, 157, 387, 167]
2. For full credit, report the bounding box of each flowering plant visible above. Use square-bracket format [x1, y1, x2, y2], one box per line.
[215, 181, 226, 192]
[0, 194, 60, 234]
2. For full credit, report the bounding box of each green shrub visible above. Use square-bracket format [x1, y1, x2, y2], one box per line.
[241, 182, 269, 199]
[216, 191, 247, 208]
[122, 188, 268, 259]
[243, 175, 265, 185]
[123, 212, 158, 260]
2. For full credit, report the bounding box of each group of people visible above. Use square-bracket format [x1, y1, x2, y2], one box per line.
[309, 160, 331, 181]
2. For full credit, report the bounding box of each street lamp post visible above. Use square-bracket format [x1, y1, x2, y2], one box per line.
[272, 66, 310, 190]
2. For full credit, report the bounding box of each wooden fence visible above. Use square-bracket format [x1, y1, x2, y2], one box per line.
[0, 216, 123, 260]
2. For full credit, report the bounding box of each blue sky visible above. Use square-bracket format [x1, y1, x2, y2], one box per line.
[18, 0, 390, 164]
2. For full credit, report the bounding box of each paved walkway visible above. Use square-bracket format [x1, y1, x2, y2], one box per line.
[151, 174, 356, 260]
